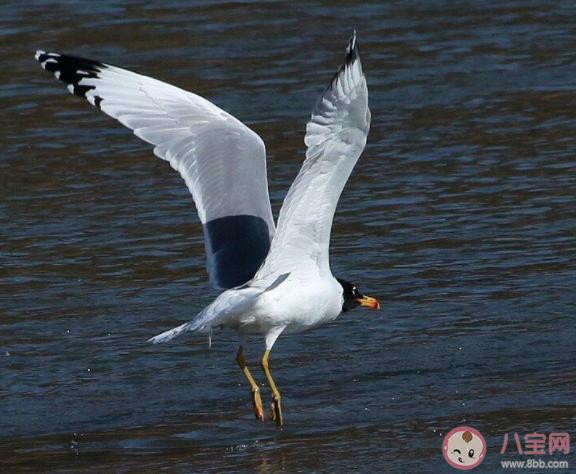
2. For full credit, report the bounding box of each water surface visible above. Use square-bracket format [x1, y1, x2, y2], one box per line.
[2, 0, 576, 472]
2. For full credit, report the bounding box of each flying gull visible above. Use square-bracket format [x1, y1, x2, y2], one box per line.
[35, 32, 379, 427]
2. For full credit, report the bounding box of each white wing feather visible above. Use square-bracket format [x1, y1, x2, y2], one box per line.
[35, 51, 275, 289]
[255, 33, 370, 282]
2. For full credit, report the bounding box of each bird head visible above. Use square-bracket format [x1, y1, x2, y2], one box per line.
[337, 278, 380, 312]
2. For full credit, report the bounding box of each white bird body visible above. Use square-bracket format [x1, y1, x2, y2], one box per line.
[151, 271, 343, 344]
[35, 33, 378, 427]
[230, 273, 343, 336]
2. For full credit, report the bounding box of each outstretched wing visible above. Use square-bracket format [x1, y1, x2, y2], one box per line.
[35, 51, 275, 289]
[255, 33, 370, 282]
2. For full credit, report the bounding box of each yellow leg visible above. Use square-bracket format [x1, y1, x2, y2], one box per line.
[236, 346, 264, 421]
[261, 349, 283, 428]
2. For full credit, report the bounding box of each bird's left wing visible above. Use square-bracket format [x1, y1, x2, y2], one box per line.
[35, 51, 275, 290]
[254, 33, 370, 282]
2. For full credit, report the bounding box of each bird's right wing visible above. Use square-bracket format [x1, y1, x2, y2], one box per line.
[254, 33, 370, 283]
[35, 51, 275, 290]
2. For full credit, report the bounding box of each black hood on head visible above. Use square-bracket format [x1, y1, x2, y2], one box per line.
[337, 278, 362, 312]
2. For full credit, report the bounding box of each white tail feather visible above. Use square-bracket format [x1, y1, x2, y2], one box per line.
[149, 286, 264, 345]
[149, 322, 191, 344]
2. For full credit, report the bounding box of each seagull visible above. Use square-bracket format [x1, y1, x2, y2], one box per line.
[35, 32, 379, 428]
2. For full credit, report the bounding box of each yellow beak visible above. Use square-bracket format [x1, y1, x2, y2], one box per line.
[355, 295, 380, 310]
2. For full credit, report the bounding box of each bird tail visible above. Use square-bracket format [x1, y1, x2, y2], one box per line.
[148, 322, 194, 344]
[148, 278, 286, 344]
[149, 307, 212, 344]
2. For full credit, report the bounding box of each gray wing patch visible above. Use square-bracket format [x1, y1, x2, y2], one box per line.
[203, 215, 272, 289]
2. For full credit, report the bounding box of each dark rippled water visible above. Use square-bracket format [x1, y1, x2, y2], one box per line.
[2, 1, 576, 472]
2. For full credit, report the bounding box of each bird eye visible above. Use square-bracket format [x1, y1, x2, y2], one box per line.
[468, 449, 474, 458]
[453, 449, 461, 454]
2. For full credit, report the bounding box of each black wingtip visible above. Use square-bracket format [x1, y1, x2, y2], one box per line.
[346, 30, 358, 65]
[34, 50, 108, 102]
[326, 32, 360, 92]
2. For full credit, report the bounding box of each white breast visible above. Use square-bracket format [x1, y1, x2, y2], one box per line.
[234, 274, 343, 335]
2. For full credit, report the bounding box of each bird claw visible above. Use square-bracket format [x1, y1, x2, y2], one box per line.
[252, 388, 265, 421]
[270, 395, 283, 428]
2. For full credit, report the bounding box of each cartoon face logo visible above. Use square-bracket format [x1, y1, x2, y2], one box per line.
[443, 427, 486, 470]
